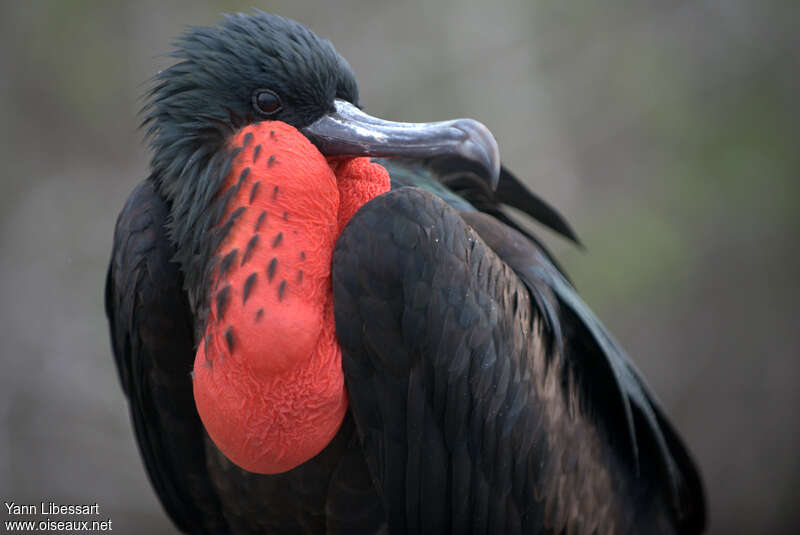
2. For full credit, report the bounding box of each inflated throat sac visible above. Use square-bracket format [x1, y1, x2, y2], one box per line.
[193, 121, 389, 474]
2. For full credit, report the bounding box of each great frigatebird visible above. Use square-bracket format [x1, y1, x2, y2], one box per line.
[105, 11, 705, 534]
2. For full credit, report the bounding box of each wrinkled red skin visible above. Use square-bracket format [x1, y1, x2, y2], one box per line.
[193, 122, 390, 474]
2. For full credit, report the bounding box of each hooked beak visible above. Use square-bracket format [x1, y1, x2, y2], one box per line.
[302, 99, 501, 190]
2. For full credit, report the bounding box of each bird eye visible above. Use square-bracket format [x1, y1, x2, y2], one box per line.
[253, 89, 282, 116]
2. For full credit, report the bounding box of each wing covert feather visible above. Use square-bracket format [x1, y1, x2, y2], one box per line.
[106, 180, 229, 534]
[333, 187, 639, 534]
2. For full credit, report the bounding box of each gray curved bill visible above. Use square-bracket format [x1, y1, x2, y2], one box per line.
[302, 99, 500, 190]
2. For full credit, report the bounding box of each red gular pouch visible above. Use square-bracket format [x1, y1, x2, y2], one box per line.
[193, 121, 390, 474]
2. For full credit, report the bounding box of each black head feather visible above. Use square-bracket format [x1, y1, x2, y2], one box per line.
[140, 11, 358, 331]
[143, 11, 358, 194]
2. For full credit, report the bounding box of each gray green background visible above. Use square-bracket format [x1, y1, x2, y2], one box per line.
[1, 1, 797, 533]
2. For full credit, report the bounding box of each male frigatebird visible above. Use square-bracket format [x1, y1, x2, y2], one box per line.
[106, 11, 705, 534]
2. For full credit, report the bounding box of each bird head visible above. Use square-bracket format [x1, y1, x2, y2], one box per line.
[144, 12, 358, 163]
[142, 11, 501, 474]
[144, 11, 498, 207]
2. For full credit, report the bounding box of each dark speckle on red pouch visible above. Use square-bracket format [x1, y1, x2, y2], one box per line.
[270, 130, 275, 140]
[299, 251, 306, 261]
[278, 280, 287, 301]
[216, 285, 231, 322]
[249, 181, 261, 204]
[282, 211, 288, 221]
[272, 185, 278, 200]
[219, 249, 238, 279]
[224, 326, 235, 353]
[255, 307, 264, 322]
[241, 234, 259, 266]
[268, 155, 276, 168]
[243, 272, 258, 304]
[267, 257, 277, 282]
[229, 145, 243, 164]
[225, 205, 247, 225]
[297, 269, 303, 283]
[237, 167, 250, 189]
[253, 144, 262, 164]
[255, 210, 267, 232]
[272, 232, 283, 248]
[220, 207, 246, 243]
[242, 132, 253, 148]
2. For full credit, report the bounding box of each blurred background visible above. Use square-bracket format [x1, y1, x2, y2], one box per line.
[1, 0, 797, 533]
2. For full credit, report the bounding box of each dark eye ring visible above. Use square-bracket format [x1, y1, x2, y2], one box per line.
[252, 89, 282, 116]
